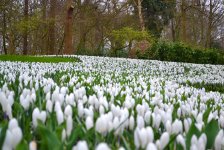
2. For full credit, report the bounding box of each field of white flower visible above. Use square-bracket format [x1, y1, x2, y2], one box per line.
[0, 56, 224, 150]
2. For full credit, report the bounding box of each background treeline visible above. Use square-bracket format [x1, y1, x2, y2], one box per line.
[0, 0, 224, 63]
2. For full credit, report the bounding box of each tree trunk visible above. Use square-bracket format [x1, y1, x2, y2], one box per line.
[200, 1, 205, 47]
[136, 0, 145, 31]
[64, 0, 74, 54]
[78, 4, 86, 52]
[49, 0, 56, 55]
[171, 19, 176, 42]
[9, 33, 15, 54]
[23, 0, 28, 55]
[181, 0, 187, 43]
[3, 5, 7, 54]
[41, 0, 47, 54]
[206, 0, 213, 48]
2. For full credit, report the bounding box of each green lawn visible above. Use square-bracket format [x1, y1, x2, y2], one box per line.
[0, 55, 80, 63]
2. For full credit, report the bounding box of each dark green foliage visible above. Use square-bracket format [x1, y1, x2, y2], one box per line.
[138, 41, 224, 64]
[142, 0, 176, 37]
[0, 55, 81, 63]
[183, 82, 224, 94]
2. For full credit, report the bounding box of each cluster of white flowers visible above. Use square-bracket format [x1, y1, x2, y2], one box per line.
[0, 55, 224, 149]
[2, 119, 23, 150]
[0, 85, 14, 119]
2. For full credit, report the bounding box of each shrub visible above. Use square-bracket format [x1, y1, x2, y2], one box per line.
[138, 41, 224, 65]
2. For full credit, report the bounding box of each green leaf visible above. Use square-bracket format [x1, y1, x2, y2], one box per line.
[16, 139, 29, 150]
[121, 135, 131, 150]
[176, 143, 185, 150]
[204, 119, 219, 149]
[66, 124, 83, 149]
[185, 123, 201, 150]
[203, 108, 211, 124]
[36, 124, 62, 150]
[0, 121, 8, 149]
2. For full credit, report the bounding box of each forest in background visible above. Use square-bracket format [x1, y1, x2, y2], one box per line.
[0, 0, 224, 57]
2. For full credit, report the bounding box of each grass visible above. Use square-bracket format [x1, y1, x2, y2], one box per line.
[0, 55, 80, 63]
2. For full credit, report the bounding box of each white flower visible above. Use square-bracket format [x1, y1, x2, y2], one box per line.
[177, 108, 181, 118]
[139, 128, 148, 148]
[3, 119, 23, 149]
[65, 93, 75, 105]
[60, 87, 67, 95]
[46, 92, 51, 101]
[134, 127, 154, 149]
[129, 116, 135, 130]
[54, 101, 62, 112]
[137, 115, 145, 129]
[214, 130, 224, 150]
[29, 141, 37, 150]
[56, 109, 64, 125]
[85, 116, 93, 130]
[32, 108, 47, 127]
[184, 118, 191, 132]
[5, 105, 12, 119]
[20, 94, 30, 110]
[62, 129, 66, 141]
[144, 111, 151, 124]
[66, 116, 73, 137]
[96, 143, 110, 150]
[64, 105, 73, 118]
[118, 147, 125, 150]
[207, 112, 214, 123]
[136, 104, 145, 116]
[165, 120, 172, 134]
[196, 113, 203, 124]
[99, 105, 105, 115]
[146, 143, 157, 150]
[190, 134, 207, 150]
[0, 91, 7, 109]
[219, 116, 224, 128]
[0, 92, 13, 118]
[159, 132, 170, 149]
[95, 115, 108, 135]
[72, 140, 89, 150]
[46, 100, 53, 113]
[153, 114, 161, 129]
[146, 126, 154, 143]
[172, 119, 183, 134]
[176, 134, 186, 150]
[113, 117, 120, 130]
[78, 103, 84, 118]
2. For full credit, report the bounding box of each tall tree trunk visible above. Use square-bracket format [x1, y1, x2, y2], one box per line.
[49, 0, 56, 55]
[3, 4, 7, 54]
[78, 3, 86, 52]
[200, 1, 205, 47]
[171, 19, 176, 42]
[64, 0, 74, 54]
[41, 0, 47, 54]
[181, 0, 187, 43]
[206, 0, 213, 48]
[136, 0, 145, 31]
[23, 0, 28, 55]
[9, 33, 15, 54]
